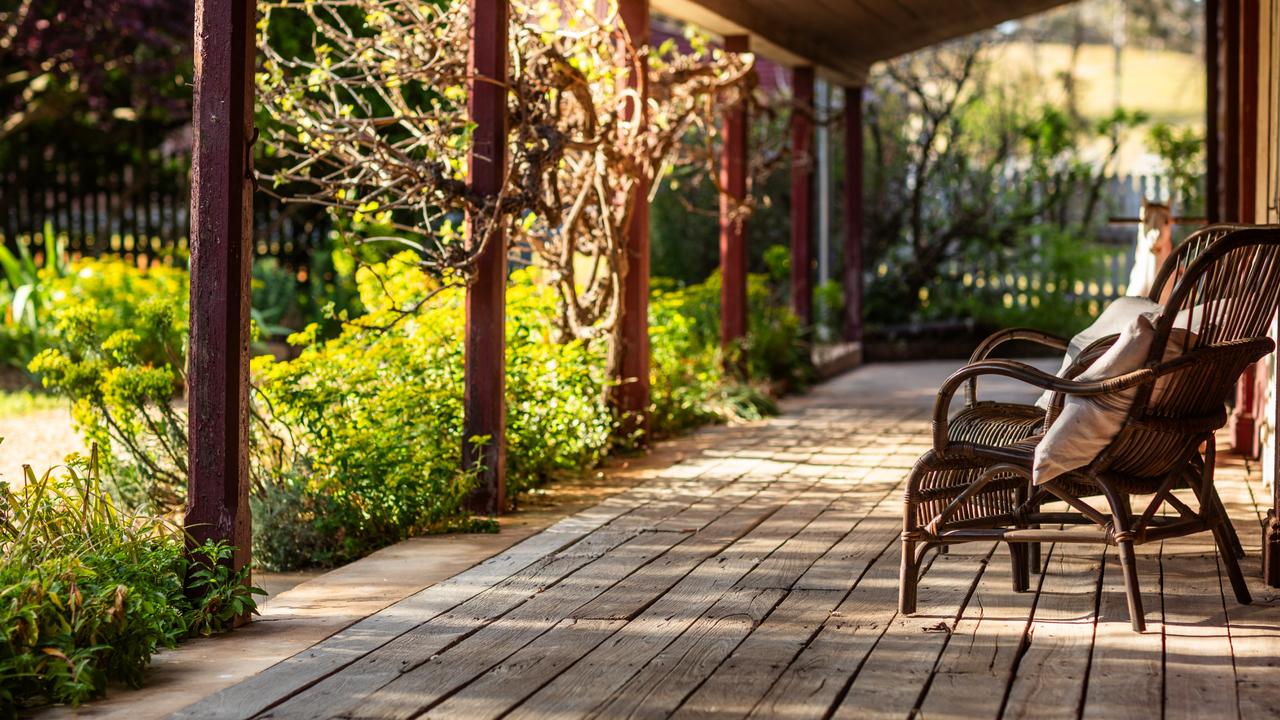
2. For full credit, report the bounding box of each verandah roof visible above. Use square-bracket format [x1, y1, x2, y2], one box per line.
[652, 0, 1075, 82]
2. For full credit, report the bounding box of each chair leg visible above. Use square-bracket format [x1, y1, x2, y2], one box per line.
[1199, 438, 1246, 559]
[1189, 449, 1252, 605]
[1028, 526, 1042, 575]
[1207, 484, 1247, 559]
[1009, 542, 1029, 592]
[900, 538, 919, 614]
[1213, 519, 1253, 605]
[1116, 538, 1147, 633]
[1101, 485, 1146, 632]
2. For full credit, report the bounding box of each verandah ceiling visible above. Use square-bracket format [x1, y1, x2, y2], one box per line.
[652, 0, 1076, 84]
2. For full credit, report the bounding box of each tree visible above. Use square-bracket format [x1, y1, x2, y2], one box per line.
[0, 0, 193, 142]
[862, 36, 1144, 324]
[257, 0, 752, 374]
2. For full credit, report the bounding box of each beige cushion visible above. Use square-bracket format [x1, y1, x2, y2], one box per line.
[1035, 296, 1161, 410]
[1032, 313, 1193, 485]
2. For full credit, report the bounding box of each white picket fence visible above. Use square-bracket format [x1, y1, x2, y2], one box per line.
[935, 173, 1183, 312]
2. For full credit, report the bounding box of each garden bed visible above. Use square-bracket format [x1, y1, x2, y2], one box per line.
[864, 319, 1068, 362]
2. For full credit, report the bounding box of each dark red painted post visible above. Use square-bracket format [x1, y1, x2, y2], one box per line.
[842, 85, 864, 344]
[1220, 0, 1240, 224]
[463, 0, 509, 515]
[1205, 0, 1220, 223]
[186, 0, 256, 575]
[1232, 0, 1261, 457]
[790, 66, 815, 327]
[720, 35, 750, 373]
[615, 0, 651, 439]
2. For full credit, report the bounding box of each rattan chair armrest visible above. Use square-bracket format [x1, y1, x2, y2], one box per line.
[964, 329, 1069, 406]
[934, 359, 1155, 455]
[968, 328, 1070, 364]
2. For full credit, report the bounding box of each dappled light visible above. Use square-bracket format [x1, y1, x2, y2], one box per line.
[161, 363, 1280, 718]
[4, 0, 1280, 716]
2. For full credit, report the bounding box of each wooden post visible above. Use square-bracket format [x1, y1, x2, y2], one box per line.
[842, 85, 864, 344]
[614, 0, 651, 439]
[720, 34, 750, 372]
[1239, 0, 1258, 223]
[1221, 0, 1241, 224]
[816, 79, 832, 286]
[186, 0, 256, 575]
[463, 0, 508, 515]
[1206, 0, 1221, 224]
[790, 66, 815, 327]
[1232, 0, 1261, 456]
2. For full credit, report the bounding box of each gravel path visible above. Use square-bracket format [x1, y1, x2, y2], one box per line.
[0, 408, 86, 484]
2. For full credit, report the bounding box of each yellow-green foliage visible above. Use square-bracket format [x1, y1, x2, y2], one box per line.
[26, 251, 805, 571]
[250, 254, 615, 567]
[27, 258, 190, 511]
[648, 267, 807, 436]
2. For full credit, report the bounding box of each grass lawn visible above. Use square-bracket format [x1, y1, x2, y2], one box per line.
[986, 42, 1204, 125]
[985, 42, 1203, 174]
[0, 389, 64, 419]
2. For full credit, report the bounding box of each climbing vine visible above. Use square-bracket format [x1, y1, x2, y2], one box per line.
[257, 0, 754, 369]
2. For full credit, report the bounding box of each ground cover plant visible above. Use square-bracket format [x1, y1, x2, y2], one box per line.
[250, 255, 617, 567]
[24, 246, 801, 570]
[0, 445, 261, 716]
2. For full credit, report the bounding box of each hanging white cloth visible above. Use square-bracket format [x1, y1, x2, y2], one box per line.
[1125, 200, 1173, 298]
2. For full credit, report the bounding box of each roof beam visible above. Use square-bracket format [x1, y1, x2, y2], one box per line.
[651, 0, 869, 83]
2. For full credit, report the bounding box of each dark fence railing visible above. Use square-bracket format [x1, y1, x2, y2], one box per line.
[1, 134, 1185, 299]
[0, 137, 330, 269]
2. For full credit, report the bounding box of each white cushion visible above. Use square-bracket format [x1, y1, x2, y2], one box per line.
[1032, 313, 1193, 485]
[1034, 296, 1160, 410]
[1171, 297, 1235, 338]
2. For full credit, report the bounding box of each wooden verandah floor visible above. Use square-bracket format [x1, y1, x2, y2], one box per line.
[177, 362, 1280, 720]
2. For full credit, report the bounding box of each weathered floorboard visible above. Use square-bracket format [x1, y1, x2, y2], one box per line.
[504, 474, 840, 719]
[1079, 547, 1166, 720]
[744, 542, 906, 719]
[913, 544, 1052, 720]
[168, 364, 1280, 720]
[343, 479, 803, 720]
[1000, 547, 1108, 720]
[1161, 536, 1238, 720]
[829, 543, 996, 720]
[260, 466, 771, 720]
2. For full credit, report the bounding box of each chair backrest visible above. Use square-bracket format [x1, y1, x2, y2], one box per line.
[1096, 225, 1280, 480]
[1146, 223, 1249, 304]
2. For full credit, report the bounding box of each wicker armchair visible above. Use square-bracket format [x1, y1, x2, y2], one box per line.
[901, 225, 1280, 631]
[938, 225, 1247, 468]
[910, 225, 1248, 569]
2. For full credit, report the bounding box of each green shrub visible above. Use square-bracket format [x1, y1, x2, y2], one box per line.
[0, 224, 70, 369]
[25, 249, 805, 572]
[28, 258, 189, 511]
[0, 446, 261, 715]
[251, 258, 301, 341]
[647, 263, 805, 436]
[813, 280, 844, 343]
[251, 254, 614, 568]
[250, 235, 365, 346]
[648, 279, 726, 435]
